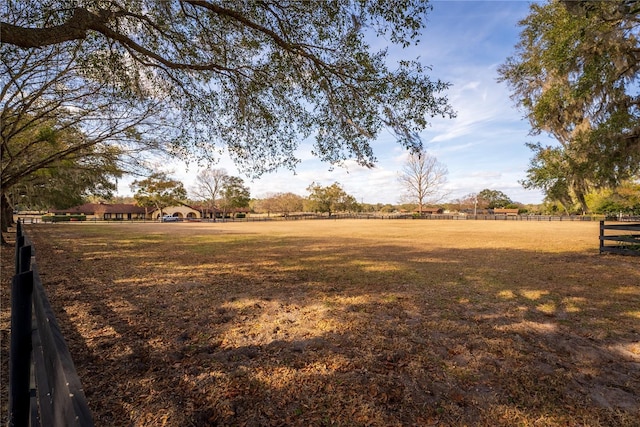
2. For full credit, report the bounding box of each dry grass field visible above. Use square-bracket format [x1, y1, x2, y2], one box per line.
[1, 219, 639, 426]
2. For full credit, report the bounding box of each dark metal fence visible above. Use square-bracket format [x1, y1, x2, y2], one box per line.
[17, 213, 607, 224]
[599, 221, 640, 256]
[9, 221, 94, 426]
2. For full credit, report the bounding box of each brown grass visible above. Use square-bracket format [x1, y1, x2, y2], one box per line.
[2, 219, 639, 426]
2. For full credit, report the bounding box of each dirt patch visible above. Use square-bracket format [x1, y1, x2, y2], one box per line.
[2, 221, 639, 426]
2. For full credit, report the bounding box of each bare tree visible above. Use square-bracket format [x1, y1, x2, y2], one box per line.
[399, 151, 448, 214]
[191, 168, 228, 219]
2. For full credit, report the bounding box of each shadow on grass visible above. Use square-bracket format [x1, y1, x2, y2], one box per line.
[22, 225, 640, 426]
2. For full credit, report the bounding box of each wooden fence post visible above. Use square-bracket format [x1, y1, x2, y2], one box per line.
[15, 236, 24, 275]
[9, 270, 34, 427]
[18, 244, 32, 274]
[599, 221, 604, 253]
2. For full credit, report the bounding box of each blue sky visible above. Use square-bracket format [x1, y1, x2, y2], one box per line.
[121, 1, 547, 205]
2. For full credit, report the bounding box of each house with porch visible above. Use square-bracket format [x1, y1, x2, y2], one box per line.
[150, 204, 201, 220]
[49, 201, 251, 220]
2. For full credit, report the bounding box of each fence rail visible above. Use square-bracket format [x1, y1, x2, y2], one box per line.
[16, 213, 609, 224]
[599, 221, 640, 256]
[9, 221, 94, 427]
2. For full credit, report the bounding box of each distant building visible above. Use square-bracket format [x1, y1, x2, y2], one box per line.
[415, 207, 444, 215]
[150, 204, 200, 220]
[49, 203, 147, 220]
[48, 202, 251, 220]
[493, 208, 519, 216]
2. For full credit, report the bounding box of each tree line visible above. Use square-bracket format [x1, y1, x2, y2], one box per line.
[12, 155, 640, 218]
[116, 165, 639, 218]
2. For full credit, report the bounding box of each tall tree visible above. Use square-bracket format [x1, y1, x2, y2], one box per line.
[2, 1, 455, 176]
[306, 182, 356, 216]
[477, 189, 514, 210]
[274, 192, 305, 217]
[220, 176, 251, 218]
[267, 193, 304, 216]
[191, 168, 228, 219]
[519, 143, 576, 213]
[398, 150, 448, 214]
[259, 192, 305, 217]
[131, 172, 187, 218]
[498, 0, 640, 212]
[254, 193, 277, 216]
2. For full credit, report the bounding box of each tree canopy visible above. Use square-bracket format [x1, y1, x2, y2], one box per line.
[1, 31, 167, 235]
[2, 0, 455, 178]
[256, 192, 304, 217]
[586, 181, 640, 215]
[306, 182, 357, 216]
[220, 176, 251, 216]
[131, 172, 187, 217]
[477, 189, 514, 209]
[8, 145, 121, 211]
[498, 0, 640, 212]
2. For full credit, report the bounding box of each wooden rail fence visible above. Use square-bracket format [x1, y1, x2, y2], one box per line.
[9, 221, 94, 426]
[599, 221, 640, 256]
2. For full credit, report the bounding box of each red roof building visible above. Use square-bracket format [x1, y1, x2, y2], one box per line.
[49, 203, 147, 220]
